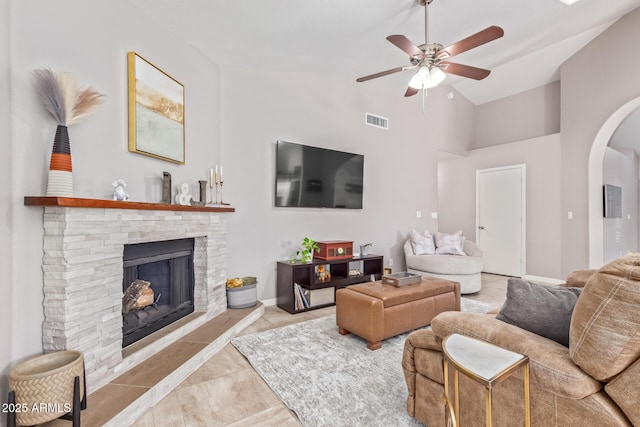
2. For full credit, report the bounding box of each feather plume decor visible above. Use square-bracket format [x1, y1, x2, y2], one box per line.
[33, 68, 104, 126]
[33, 68, 105, 197]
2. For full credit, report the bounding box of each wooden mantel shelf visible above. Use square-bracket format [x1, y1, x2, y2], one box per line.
[24, 196, 235, 213]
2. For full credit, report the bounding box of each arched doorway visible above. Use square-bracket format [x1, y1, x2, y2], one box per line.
[588, 96, 640, 268]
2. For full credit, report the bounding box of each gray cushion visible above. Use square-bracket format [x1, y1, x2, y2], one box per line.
[496, 278, 582, 347]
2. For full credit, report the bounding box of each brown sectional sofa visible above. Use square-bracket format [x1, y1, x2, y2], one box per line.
[402, 253, 640, 426]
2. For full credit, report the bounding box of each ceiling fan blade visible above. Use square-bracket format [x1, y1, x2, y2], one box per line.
[441, 62, 491, 80]
[437, 26, 504, 59]
[404, 87, 419, 97]
[386, 35, 424, 58]
[356, 66, 409, 82]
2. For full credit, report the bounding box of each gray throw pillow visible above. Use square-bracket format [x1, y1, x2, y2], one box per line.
[496, 278, 582, 347]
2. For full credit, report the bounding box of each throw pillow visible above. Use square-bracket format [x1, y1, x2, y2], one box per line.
[435, 230, 466, 256]
[496, 278, 582, 347]
[410, 229, 435, 255]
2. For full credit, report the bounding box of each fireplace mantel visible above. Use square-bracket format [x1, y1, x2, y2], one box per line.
[24, 196, 235, 213]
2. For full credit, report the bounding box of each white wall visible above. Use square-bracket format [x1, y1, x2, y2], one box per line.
[220, 67, 475, 300]
[1, 0, 13, 406]
[473, 82, 560, 149]
[603, 147, 639, 262]
[438, 134, 563, 279]
[561, 7, 640, 275]
[6, 0, 221, 382]
[3, 0, 478, 392]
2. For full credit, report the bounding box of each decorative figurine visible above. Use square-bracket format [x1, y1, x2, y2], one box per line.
[317, 265, 331, 282]
[175, 183, 192, 206]
[190, 180, 207, 206]
[112, 179, 129, 201]
[162, 172, 172, 204]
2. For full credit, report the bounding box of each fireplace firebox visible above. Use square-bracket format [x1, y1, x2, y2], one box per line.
[122, 238, 195, 347]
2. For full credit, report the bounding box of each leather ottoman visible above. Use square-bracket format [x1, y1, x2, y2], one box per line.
[336, 277, 460, 350]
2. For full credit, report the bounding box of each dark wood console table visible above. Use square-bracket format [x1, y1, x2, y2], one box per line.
[277, 255, 383, 313]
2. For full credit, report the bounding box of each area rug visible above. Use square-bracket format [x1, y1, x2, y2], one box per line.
[231, 298, 496, 427]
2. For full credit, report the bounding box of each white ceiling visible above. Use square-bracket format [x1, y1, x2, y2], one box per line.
[128, 0, 640, 105]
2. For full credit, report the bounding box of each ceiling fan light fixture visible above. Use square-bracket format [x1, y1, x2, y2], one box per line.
[430, 66, 446, 85]
[408, 65, 445, 90]
[408, 66, 431, 89]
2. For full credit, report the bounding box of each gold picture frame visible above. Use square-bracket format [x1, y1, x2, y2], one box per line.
[128, 51, 185, 164]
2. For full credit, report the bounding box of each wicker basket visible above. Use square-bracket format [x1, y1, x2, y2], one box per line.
[9, 350, 84, 426]
[227, 282, 258, 308]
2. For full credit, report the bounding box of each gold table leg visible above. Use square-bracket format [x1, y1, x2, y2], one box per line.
[454, 369, 460, 425]
[444, 359, 450, 419]
[524, 363, 531, 427]
[443, 359, 458, 427]
[486, 387, 492, 427]
[444, 359, 449, 398]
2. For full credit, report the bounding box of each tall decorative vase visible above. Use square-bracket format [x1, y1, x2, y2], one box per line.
[46, 125, 74, 197]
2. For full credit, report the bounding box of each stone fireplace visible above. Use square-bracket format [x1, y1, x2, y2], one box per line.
[29, 197, 234, 394]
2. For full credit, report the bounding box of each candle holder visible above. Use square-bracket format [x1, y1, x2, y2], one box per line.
[209, 178, 215, 204]
[219, 180, 230, 206]
[214, 175, 220, 204]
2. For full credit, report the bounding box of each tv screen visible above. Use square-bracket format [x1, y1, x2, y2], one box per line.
[603, 184, 622, 218]
[275, 140, 364, 209]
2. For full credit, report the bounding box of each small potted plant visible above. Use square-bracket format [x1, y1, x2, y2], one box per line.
[297, 237, 320, 263]
[360, 243, 373, 256]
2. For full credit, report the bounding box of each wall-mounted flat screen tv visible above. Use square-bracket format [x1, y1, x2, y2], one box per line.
[275, 140, 364, 209]
[603, 184, 622, 218]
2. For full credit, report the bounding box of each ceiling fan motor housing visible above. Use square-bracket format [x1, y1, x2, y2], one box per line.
[418, 43, 444, 58]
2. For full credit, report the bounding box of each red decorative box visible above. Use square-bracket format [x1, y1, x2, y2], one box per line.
[315, 241, 353, 260]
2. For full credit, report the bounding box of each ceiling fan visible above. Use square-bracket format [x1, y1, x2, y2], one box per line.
[356, 0, 504, 97]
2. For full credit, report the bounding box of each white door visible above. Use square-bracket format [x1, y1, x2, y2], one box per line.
[476, 165, 525, 277]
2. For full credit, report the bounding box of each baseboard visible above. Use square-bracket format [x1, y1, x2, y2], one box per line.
[260, 297, 277, 307]
[523, 275, 565, 285]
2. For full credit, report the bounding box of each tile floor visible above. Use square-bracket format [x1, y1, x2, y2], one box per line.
[129, 273, 509, 427]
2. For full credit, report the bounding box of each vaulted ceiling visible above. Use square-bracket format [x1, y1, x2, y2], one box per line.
[129, 0, 640, 105]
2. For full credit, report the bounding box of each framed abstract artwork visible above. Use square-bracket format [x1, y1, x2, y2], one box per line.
[127, 52, 185, 164]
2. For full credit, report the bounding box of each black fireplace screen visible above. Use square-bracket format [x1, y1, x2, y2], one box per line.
[122, 238, 195, 347]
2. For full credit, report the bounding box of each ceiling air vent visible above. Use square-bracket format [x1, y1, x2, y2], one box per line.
[365, 113, 388, 130]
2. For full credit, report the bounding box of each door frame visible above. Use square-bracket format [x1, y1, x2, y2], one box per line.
[475, 164, 526, 277]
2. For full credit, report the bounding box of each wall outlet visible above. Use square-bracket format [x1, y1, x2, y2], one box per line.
[389, 258, 393, 267]
[416, 211, 422, 218]
[567, 211, 573, 220]
[431, 212, 438, 219]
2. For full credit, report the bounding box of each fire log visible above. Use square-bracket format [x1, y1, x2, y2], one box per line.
[123, 279, 155, 314]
